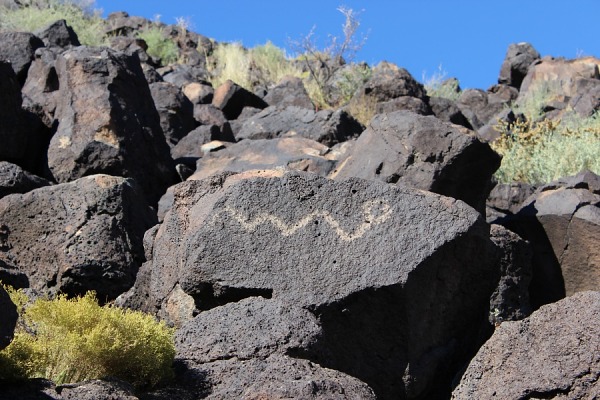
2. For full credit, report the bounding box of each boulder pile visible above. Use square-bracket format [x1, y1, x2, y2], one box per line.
[0, 8, 598, 400]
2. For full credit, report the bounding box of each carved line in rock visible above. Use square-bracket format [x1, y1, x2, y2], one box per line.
[211, 199, 392, 242]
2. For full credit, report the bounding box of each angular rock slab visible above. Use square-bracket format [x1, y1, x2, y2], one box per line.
[331, 110, 501, 213]
[176, 355, 377, 400]
[0, 161, 50, 199]
[48, 47, 176, 205]
[236, 105, 363, 147]
[120, 170, 498, 399]
[0, 175, 156, 300]
[503, 170, 600, 309]
[452, 291, 600, 400]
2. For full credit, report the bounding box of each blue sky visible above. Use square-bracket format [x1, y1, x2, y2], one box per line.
[96, 1, 599, 90]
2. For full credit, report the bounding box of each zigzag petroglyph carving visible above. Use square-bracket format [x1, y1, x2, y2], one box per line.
[212, 199, 392, 242]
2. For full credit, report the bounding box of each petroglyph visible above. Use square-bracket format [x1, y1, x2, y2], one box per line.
[213, 199, 392, 242]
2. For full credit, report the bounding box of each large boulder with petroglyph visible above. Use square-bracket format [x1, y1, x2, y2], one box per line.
[0, 174, 156, 300]
[452, 290, 600, 400]
[330, 110, 501, 213]
[118, 170, 499, 399]
[47, 47, 177, 204]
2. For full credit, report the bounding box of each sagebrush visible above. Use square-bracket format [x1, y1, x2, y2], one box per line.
[0, 287, 175, 388]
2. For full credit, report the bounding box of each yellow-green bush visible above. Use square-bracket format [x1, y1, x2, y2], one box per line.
[0, 287, 175, 388]
[137, 25, 179, 66]
[492, 114, 600, 184]
[0, 0, 106, 46]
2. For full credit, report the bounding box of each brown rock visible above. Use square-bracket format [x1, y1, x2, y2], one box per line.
[452, 291, 600, 400]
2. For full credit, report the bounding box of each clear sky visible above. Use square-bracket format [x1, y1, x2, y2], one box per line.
[96, 1, 599, 90]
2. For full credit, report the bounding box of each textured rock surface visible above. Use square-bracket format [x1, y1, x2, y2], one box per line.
[35, 19, 80, 48]
[58, 379, 138, 400]
[354, 61, 426, 103]
[488, 224, 533, 324]
[0, 285, 17, 350]
[236, 105, 363, 146]
[119, 170, 498, 399]
[503, 170, 600, 309]
[427, 96, 472, 129]
[331, 110, 501, 213]
[188, 137, 339, 181]
[452, 291, 600, 399]
[0, 161, 50, 198]
[498, 42, 540, 89]
[212, 79, 268, 120]
[149, 81, 197, 147]
[263, 75, 314, 109]
[0, 175, 156, 300]
[48, 47, 176, 204]
[0, 31, 44, 85]
[175, 297, 320, 361]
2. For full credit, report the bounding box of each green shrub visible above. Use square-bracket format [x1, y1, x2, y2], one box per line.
[249, 41, 304, 89]
[0, 0, 106, 46]
[137, 26, 179, 66]
[422, 66, 461, 101]
[0, 287, 175, 388]
[492, 113, 600, 184]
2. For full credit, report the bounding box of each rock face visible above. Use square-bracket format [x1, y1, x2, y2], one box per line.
[0, 175, 156, 300]
[452, 291, 600, 399]
[355, 61, 426, 102]
[48, 47, 177, 205]
[236, 105, 363, 146]
[503, 170, 600, 309]
[149, 81, 197, 147]
[0, 31, 45, 85]
[263, 76, 314, 109]
[331, 111, 501, 213]
[0, 61, 27, 165]
[428, 96, 473, 129]
[212, 79, 268, 120]
[35, 19, 80, 48]
[498, 42, 540, 89]
[188, 137, 339, 181]
[119, 170, 499, 399]
[0, 161, 50, 198]
[488, 225, 533, 324]
[0, 285, 17, 351]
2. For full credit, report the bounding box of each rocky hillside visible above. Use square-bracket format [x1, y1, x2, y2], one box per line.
[0, 4, 598, 399]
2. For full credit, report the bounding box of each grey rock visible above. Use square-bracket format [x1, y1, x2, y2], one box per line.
[375, 96, 431, 115]
[179, 355, 376, 400]
[489, 224, 533, 324]
[457, 89, 506, 130]
[119, 170, 499, 399]
[452, 291, 600, 400]
[503, 170, 600, 309]
[22, 47, 60, 128]
[331, 110, 501, 213]
[182, 81, 214, 105]
[428, 96, 472, 129]
[0, 31, 44, 85]
[170, 124, 234, 161]
[58, 379, 138, 400]
[35, 19, 80, 48]
[188, 137, 338, 181]
[0, 175, 156, 300]
[263, 75, 314, 109]
[355, 61, 426, 102]
[498, 42, 541, 89]
[236, 105, 363, 146]
[175, 297, 320, 361]
[48, 47, 177, 205]
[212, 79, 268, 120]
[149, 82, 197, 147]
[0, 161, 50, 198]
